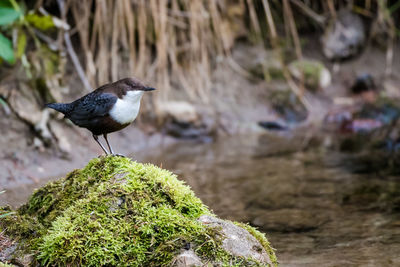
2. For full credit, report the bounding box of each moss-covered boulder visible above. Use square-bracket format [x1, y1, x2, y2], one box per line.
[0, 156, 277, 266]
[288, 59, 331, 91]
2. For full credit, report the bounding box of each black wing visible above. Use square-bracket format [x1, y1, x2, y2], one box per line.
[67, 92, 118, 128]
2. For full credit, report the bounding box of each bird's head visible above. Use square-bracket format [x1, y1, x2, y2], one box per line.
[122, 77, 156, 92]
[116, 77, 156, 104]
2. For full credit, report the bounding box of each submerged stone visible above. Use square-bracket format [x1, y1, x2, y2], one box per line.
[0, 156, 277, 266]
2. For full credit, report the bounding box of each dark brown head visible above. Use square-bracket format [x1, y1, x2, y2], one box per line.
[99, 77, 156, 98]
[118, 77, 156, 92]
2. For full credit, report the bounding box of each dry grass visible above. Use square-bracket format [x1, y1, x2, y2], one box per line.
[66, 0, 239, 106]
[59, 0, 398, 109]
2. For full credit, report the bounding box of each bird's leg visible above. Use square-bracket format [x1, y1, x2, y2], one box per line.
[93, 134, 109, 155]
[103, 134, 114, 155]
[103, 134, 125, 157]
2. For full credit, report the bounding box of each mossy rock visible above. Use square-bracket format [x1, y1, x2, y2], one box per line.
[0, 156, 277, 266]
[288, 59, 331, 91]
[269, 89, 308, 123]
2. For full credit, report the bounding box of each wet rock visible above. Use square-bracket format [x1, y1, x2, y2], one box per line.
[322, 10, 366, 60]
[159, 101, 215, 141]
[199, 215, 273, 265]
[288, 59, 331, 91]
[269, 89, 308, 124]
[0, 156, 277, 266]
[258, 121, 288, 131]
[325, 96, 400, 135]
[350, 73, 376, 94]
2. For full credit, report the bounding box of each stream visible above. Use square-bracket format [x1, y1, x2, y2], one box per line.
[137, 133, 400, 266]
[1, 133, 400, 266]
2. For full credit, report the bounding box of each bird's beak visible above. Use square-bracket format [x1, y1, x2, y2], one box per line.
[144, 87, 156, 91]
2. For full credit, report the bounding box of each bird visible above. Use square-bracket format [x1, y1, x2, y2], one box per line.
[46, 77, 155, 155]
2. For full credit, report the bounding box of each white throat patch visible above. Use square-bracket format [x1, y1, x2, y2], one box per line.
[109, 90, 144, 124]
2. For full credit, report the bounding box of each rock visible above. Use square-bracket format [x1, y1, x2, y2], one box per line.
[258, 121, 288, 131]
[8, 82, 42, 126]
[0, 156, 277, 266]
[199, 215, 273, 265]
[173, 250, 203, 267]
[49, 120, 72, 154]
[159, 101, 199, 124]
[0, 233, 17, 263]
[269, 89, 308, 123]
[322, 10, 366, 60]
[288, 59, 331, 91]
[233, 45, 284, 81]
[383, 79, 400, 99]
[34, 109, 52, 143]
[350, 73, 376, 94]
[159, 101, 215, 141]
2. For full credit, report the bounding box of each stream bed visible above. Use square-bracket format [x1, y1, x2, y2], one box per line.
[1, 133, 400, 266]
[138, 133, 400, 266]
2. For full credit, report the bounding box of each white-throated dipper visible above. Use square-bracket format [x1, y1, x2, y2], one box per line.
[46, 77, 155, 155]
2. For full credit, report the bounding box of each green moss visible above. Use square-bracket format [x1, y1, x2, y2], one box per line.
[289, 59, 327, 91]
[0, 262, 16, 267]
[1, 156, 276, 266]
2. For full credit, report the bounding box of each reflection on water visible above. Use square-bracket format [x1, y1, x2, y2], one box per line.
[137, 133, 400, 266]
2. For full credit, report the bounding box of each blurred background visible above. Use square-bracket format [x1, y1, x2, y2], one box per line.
[1, 0, 400, 265]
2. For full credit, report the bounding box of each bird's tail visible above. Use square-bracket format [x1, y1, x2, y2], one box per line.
[45, 103, 72, 115]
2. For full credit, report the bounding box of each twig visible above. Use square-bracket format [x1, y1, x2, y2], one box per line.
[327, 0, 337, 19]
[57, 0, 92, 92]
[283, 0, 302, 59]
[246, 0, 262, 39]
[262, 0, 278, 47]
[282, 67, 312, 112]
[226, 57, 254, 79]
[290, 0, 326, 26]
[385, 37, 394, 77]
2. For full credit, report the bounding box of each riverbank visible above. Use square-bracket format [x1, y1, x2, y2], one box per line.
[1, 41, 400, 207]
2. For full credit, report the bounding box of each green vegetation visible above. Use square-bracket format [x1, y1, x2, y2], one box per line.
[0, 262, 15, 267]
[0, 0, 56, 65]
[1, 156, 277, 266]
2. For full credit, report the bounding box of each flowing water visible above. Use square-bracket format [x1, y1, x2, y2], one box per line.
[137, 133, 400, 266]
[2, 133, 400, 266]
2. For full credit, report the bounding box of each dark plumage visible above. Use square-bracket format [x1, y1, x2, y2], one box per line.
[46, 77, 155, 154]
